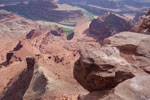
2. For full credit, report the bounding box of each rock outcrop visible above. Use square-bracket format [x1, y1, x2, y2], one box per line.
[0, 56, 87, 100]
[74, 47, 135, 91]
[26, 29, 43, 39]
[74, 32, 150, 98]
[132, 9, 150, 34]
[0, 57, 35, 100]
[89, 13, 133, 40]
[0, 22, 101, 99]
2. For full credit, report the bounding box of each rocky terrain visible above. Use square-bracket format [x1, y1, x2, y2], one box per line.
[0, 10, 37, 42]
[89, 13, 133, 41]
[0, 1, 150, 100]
[0, 14, 100, 99]
[74, 31, 150, 100]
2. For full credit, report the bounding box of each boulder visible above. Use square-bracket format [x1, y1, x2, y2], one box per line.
[74, 47, 135, 91]
[74, 32, 150, 92]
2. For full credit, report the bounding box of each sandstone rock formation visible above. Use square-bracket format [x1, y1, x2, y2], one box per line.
[1, 3, 150, 99]
[1, 57, 35, 100]
[74, 32, 150, 99]
[132, 9, 150, 34]
[0, 56, 87, 100]
[74, 46, 135, 91]
[0, 20, 101, 99]
[89, 13, 133, 41]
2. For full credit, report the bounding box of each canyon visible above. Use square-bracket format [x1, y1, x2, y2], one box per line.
[0, 0, 89, 25]
[0, 0, 150, 100]
[59, 0, 150, 19]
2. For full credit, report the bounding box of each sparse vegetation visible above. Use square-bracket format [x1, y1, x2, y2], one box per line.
[59, 23, 76, 27]
[61, 27, 74, 36]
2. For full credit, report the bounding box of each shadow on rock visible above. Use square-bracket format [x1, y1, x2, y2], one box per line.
[82, 29, 102, 43]
[1, 57, 35, 100]
[0, 52, 14, 67]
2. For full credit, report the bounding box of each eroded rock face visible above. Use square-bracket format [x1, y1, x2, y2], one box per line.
[132, 9, 150, 34]
[23, 66, 85, 100]
[89, 13, 133, 40]
[0, 15, 99, 99]
[74, 47, 135, 91]
[74, 32, 150, 92]
[0, 57, 35, 100]
[0, 56, 86, 100]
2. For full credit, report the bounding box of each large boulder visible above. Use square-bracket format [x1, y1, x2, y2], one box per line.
[74, 46, 135, 91]
[89, 13, 133, 40]
[74, 32, 150, 92]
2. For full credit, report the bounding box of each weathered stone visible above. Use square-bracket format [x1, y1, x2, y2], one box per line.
[78, 76, 150, 100]
[89, 13, 133, 40]
[74, 32, 150, 92]
[132, 9, 150, 34]
[74, 47, 135, 91]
